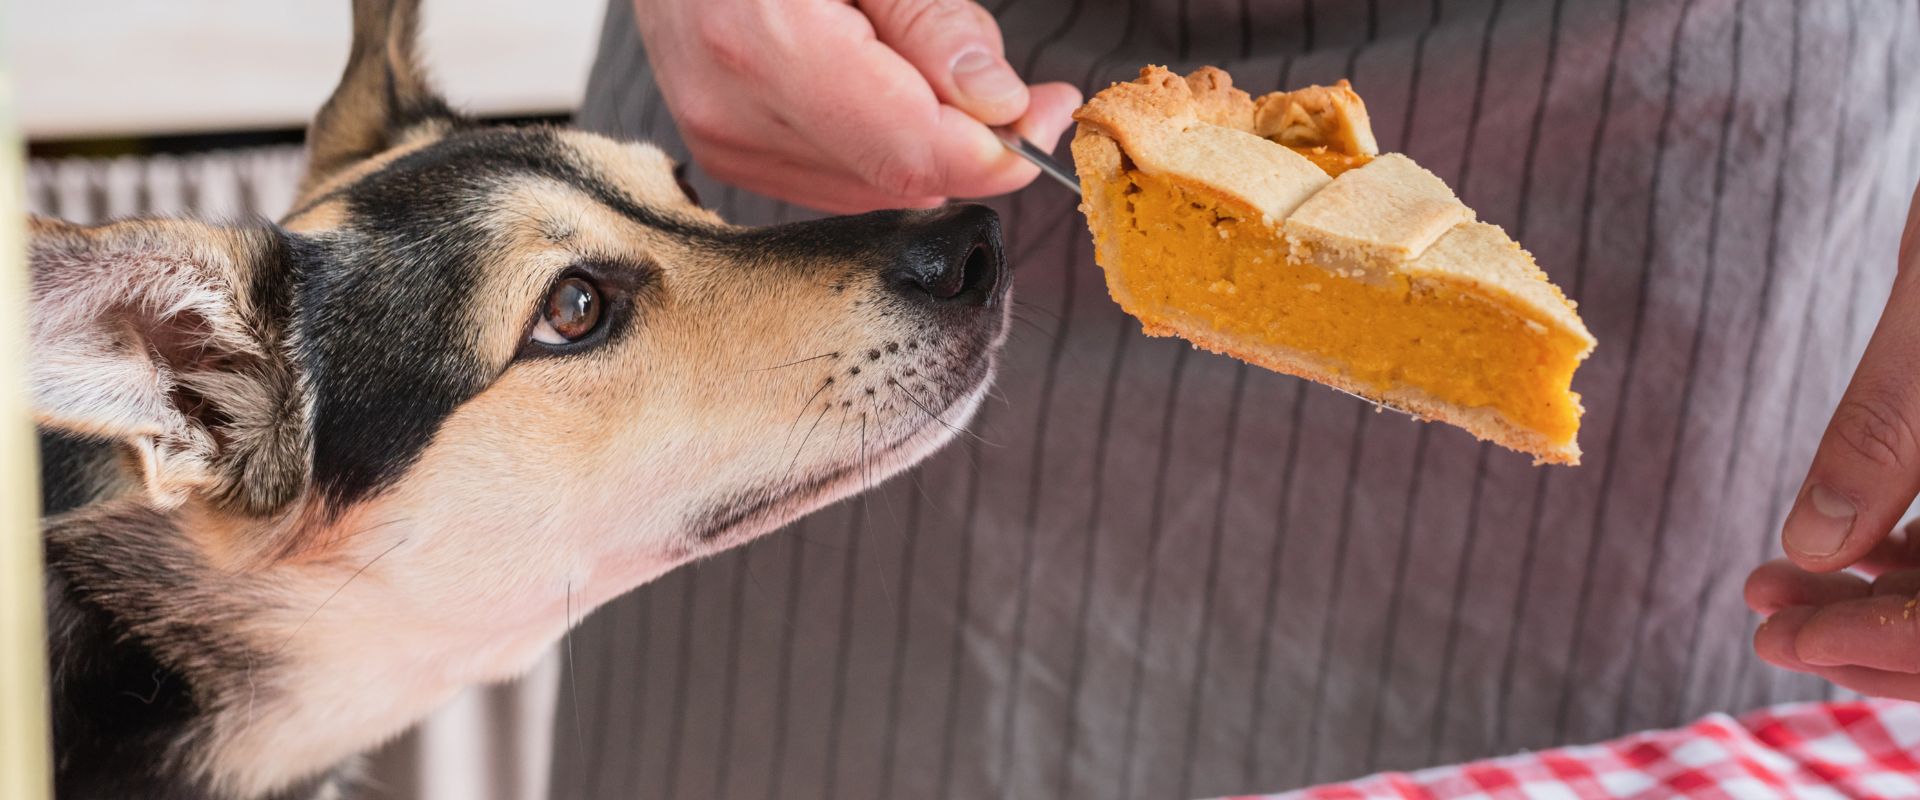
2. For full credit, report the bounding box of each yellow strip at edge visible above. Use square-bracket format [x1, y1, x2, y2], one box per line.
[0, 44, 54, 800]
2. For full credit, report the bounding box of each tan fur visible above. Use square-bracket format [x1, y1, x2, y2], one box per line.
[34, 3, 1008, 795]
[184, 176, 999, 792]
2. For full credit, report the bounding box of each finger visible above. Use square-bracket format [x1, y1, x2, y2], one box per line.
[1781, 186, 1920, 571]
[1874, 569, 1920, 598]
[1802, 663, 1920, 701]
[697, 145, 945, 213]
[767, 20, 1034, 201]
[1006, 81, 1083, 154]
[1790, 593, 1920, 672]
[1758, 607, 1920, 699]
[823, 89, 1040, 200]
[1744, 560, 1870, 615]
[924, 105, 1047, 198]
[667, 77, 950, 211]
[1755, 605, 1820, 671]
[1857, 519, 1920, 576]
[862, 0, 1029, 125]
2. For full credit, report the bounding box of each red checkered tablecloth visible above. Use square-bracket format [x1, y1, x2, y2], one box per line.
[1228, 701, 1920, 800]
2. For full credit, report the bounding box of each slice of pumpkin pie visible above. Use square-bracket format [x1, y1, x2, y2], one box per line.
[1071, 66, 1597, 464]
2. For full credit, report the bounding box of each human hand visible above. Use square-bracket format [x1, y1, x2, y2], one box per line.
[1747, 523, 1920, 700]
[631, 0, 1082, 213]
[1775, 182, 1920, 571]
[1748, 181, 1920, 695]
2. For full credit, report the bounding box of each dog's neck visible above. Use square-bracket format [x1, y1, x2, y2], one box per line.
[44, 502, 349, 800]
[43, 493, 618, 799]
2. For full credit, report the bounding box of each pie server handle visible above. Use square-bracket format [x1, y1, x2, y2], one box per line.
[992, 126, 1081, 195]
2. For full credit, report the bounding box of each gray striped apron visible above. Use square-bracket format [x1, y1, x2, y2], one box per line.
[551, 1, 1920, 797]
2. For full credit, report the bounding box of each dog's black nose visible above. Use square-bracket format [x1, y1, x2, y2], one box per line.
[888, 204, 1005, 306]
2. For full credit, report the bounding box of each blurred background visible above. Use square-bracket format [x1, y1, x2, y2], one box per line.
[14, 0, 600, 216]
[8, 2, 605, 797]
[14, 0, 599, 136]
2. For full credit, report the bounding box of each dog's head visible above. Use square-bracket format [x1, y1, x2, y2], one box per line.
[35, 1, 1007, 550]
[32, 0, 1007, 788]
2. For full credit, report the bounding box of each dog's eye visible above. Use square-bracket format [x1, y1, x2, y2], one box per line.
[531, 277, 602, 345]
[673, 162, 701, 207]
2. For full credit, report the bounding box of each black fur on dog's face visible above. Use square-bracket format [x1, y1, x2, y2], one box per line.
[281, 124, 1006, 560]
[31, 0, 1009, 795]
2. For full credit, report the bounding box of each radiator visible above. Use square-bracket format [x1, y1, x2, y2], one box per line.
[24, 146, 559, 800]
[26, 146, 307, 221]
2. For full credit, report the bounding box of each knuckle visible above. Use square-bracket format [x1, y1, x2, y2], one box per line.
[693, 13, 758, 76]
[1831, 388, 1920, 470]
[863, 149, 943, 199]
[967, 2, 998, 28]
[672, 99, 733, 146]
[884, 0, 971, 42]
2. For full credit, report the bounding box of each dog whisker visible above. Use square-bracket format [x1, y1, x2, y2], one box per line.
[245, 655, 257, 730]
[273, 536, 410, 658]
[858, 415, 871, 495]
[906, 467, 942, 512]
[859, 416, 875, 529]
[781, 405, 833, 486]
[744, 351, 840, 375]
[564, 580, 584, 749]
[1009, 311, 1055, 342]
[832, 408, 859, 479]
[263, 514, 415, 563]
[888, 378, 995, 447]
[744, 545, 773, 599]
[858, 486, 901, 607]
[864, 417, 904, 530]
[1012, 298, 1064, 325]
[316, 515, 416, 551]
[783, 376, 836, 445]
[940, 436, 985, 481]
[791, 530, 853, 552]
[834, 404, 850, 439]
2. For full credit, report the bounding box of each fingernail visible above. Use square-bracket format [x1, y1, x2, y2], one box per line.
[953, 50, 1024, 105]
[1785, 484, 1856, 557]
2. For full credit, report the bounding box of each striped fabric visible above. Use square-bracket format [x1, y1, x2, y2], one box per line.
[553, 1, 1920, 798]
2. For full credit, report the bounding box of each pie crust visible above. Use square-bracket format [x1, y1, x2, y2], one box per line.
[1071, 66, 1596, 464]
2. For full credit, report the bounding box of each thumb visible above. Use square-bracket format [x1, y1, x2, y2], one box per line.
[861, 0, 1029, 125]
[1782, 182, 1920, 571]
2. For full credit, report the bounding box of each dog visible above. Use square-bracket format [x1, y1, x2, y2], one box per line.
[31, 0, 1009, 797]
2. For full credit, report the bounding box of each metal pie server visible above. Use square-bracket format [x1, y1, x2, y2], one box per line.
[993, 126, 1081, 194]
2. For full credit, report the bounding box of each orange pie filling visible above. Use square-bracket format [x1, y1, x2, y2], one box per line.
[1095, 166, 1588, 445]
[1283, 145, 1373, 176]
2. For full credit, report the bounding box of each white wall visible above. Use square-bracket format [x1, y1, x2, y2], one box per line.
[7, 0, 605, 139]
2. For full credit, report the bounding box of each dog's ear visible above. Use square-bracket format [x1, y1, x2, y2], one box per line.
[298, 0, 460, 199]
[28, 217, 309, 515]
